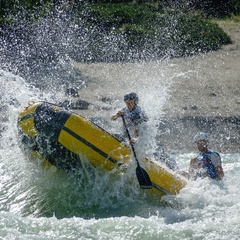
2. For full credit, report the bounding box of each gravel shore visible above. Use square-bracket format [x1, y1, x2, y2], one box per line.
[72, 20, 239, 154]
[159, 20, 240, 153]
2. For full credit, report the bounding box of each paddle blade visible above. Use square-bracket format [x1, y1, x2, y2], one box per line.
[136, 166, 152, 189]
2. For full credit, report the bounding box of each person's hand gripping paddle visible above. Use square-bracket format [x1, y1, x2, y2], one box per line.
[121, 116, 152, 189]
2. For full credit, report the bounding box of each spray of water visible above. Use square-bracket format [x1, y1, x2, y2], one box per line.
[0, 69, 171, 219]
[1, 4, 238, 226]
[0, 3, 196, 220]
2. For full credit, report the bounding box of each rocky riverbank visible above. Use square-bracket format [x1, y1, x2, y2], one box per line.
[69, 20, 239, 154]
[158, 20, 240, 153]
[60, 20, 240, 154]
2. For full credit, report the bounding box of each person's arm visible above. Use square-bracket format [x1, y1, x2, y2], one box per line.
[141, 109, 149, 122]
[133, 126, 139, 138]
[188, 157, 207, 180]
[216, 165, 224, 180]
[111, 110, 123, 121]
[210, 152, 224, 180]
[177, 158, 198, 180]
[129, 126, 139, 145]
[189, 158, 199, 171]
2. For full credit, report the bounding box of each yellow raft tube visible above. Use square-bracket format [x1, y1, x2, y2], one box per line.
[17, 101, 187, 196]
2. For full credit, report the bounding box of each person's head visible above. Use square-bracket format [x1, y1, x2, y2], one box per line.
[124, 92, 138, 110]
[194, 132, 209, 152]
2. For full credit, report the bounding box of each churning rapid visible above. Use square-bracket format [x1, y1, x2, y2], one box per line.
[0, 6, 240, 240]
[1, 63, 240, 239]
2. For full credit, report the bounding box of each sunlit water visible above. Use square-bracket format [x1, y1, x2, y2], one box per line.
[0, 67, 240, 240]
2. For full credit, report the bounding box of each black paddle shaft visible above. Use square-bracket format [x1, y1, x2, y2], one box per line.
[121, 116, 152, 189]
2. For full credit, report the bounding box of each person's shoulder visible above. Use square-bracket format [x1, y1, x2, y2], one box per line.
[208, 150, 220, 155]
[135, 105, 142, 111]
[208, 150, 221, 159]
[131, 106, 142, 114]
[136, 105, 148, 114]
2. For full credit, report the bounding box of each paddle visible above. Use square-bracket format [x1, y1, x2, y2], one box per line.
[121, 116, 152, 189]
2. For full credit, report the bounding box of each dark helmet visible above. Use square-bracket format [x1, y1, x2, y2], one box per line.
[124, 92, 138, 103]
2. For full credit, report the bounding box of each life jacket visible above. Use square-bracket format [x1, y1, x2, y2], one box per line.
[123, 106, 148, 127]
[197, 151, 219, 179]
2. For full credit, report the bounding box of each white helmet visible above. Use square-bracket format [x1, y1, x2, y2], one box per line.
[194, 132, 208, 142]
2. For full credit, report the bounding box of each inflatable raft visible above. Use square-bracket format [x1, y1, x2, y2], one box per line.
[17, 101, 187, 196]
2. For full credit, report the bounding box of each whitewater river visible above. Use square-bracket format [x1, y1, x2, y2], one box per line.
[0, 62, 240, 240]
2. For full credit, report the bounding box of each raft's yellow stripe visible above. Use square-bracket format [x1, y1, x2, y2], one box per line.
[18, 103, 40, 137]
[58, 114, 131, 171]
